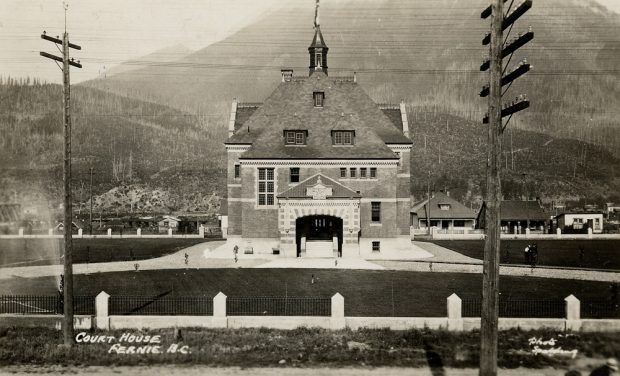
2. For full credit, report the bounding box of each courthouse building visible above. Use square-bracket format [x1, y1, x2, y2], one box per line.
[224, 7, 413, 258]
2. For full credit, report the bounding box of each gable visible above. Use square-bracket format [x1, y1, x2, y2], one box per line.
[278, 174, 361, 199]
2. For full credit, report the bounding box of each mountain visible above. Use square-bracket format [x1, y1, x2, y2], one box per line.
[103, 44, 194, 77]
[82, 0, 620, 156]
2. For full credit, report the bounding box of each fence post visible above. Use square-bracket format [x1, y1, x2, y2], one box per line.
[78, 228, 83, 238]
[587, 228, 593, 239]
[199, 225, 205, 237]
[565, 294, 581, 332]
[18, 228, 24, 237]
[556, 228, 562, 239]
[330, 293, 346, 330]
[95, 291, 110, 330]
[213, 292, 228, 328]
[107, 228, 112, 238]
[48, 228, 54, 236]
[137, 228, 141, 237]
[447, 293, 463, 331]
[168, 228, 173, 237]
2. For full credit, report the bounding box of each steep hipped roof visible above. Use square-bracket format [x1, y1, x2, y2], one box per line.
[227, 72, 411, 159]
[278, 174, 361, 199]
[380, 108, 405, 132]
[411, 192, 476, 220]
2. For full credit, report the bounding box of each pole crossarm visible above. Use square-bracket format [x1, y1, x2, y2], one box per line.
[480, 60, 531, 97]
[41, 33, 81, 50]
[480, 28, 534, 71]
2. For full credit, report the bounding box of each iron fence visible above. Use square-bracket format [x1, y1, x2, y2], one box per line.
[109, 295, 213, 316]
[462, 299, 565, 318]
[227, 296, 331, 316]
[581, 301, 620, 319]
[0, 295, 95, 315]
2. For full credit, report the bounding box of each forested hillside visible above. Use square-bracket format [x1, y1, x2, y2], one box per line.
[0, 79, 226, 215]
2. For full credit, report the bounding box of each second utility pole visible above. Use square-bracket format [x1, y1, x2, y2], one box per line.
[480, 0, 503, 375]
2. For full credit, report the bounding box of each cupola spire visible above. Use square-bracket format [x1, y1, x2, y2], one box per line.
[309, 0, 328, 76]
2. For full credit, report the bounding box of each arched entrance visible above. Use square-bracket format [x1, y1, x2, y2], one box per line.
[296, 215, 343, 257]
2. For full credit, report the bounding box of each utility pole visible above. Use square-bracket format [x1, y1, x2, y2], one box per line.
[39, 3, 82, 348]
[479, 1, 533, 375]
[89, 167, 95, 235]
[426, 170, 431, 235]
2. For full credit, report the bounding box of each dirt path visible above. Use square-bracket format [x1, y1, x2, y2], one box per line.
[0, 365, 579, 376]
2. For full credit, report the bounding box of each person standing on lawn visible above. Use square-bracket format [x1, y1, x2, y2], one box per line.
[524, 244, 531, 264]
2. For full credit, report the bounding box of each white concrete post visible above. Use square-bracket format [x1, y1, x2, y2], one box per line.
[447, 293, 464, 331]
[213, 292, 228, 328]
[556, 228, 562, 239]
[565, 294, 581, 331]
[587, 227, 593, 239]
[18, 228, 24, 237]
[330, 293, 346, 329]
[78, 228, 83, 237]
[199, 225, 205, 237]
[137, 228, 141, 237]
[107, 228, 112, 238]
[48, 228, 53, 236]
[95, 291, 110, 330]
[168, 228, 173, 237]
[525, 228, 531, 237]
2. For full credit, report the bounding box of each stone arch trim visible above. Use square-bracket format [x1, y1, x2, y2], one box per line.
[278, 199, 360, 240]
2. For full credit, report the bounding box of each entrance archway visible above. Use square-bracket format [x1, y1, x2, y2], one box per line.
[296, 215, 343, 257]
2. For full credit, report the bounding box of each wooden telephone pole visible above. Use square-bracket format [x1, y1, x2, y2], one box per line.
[479, 1, 533, 374]
[40, 4, 82, 347]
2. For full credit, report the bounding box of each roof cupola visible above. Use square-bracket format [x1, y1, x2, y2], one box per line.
[309, 0, 328, 76]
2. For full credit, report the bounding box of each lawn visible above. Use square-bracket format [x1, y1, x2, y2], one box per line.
[427, 240, 620, 270]
[0, 327, 618, 369]
[0, 269, 617, 317]
[0, 238, 213, 267]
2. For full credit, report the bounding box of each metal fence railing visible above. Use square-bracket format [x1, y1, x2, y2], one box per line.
[581, 301, 620, 319]
[462, 299, 565, 318]
[109, 295, 213, 316]
[227, 296, 331, 316]
[0, 295, 95, 315]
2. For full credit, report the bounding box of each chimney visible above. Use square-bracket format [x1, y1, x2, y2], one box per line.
[446, 190, 450, 197]
[228, 98, 238, 138]
[281, 69, 293, 82]
[399, 100, 409, 137]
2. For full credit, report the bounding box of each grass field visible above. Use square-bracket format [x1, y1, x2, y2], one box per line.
[0, 239, 212, 267]
[427, 240, 620, 270]
[1, 269, 617, 317]
[0, 327, 618, 368]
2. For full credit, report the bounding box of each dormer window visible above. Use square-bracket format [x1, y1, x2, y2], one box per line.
[313, 92, 324, 107]
[332, 130, 354, 145]
[439, 204, 451, 211]
[284, 130, 307, 145]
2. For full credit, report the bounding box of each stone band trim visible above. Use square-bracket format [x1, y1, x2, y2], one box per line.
[240, 160, 398, 167]
[386, 144, 412, 152]
[360, 198, 411, 203]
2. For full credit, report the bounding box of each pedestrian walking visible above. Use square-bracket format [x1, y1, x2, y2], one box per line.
[311, 274, 315, 284]
[524, 244, 531, 264]
[335, 258, 338, 267]
[429, 262, 433, 272]
[184, 252, 189, 266]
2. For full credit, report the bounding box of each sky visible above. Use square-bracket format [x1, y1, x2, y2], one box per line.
[1, 0, 619, 84]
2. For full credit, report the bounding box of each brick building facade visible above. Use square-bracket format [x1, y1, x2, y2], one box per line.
[224, 8, 413, 258]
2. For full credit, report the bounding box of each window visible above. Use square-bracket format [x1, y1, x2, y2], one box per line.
[285, 130, 307, 145]
[313, 92, 324, 107]
[370, 167, 377, 178]
[290, 167, 300, 183]
[234, 164, 240, 179]
[371, 202, 381, 222]
[258, 168, 275, 206]
[360, 168, 367, 178]
[439, 204, 451, 211]
[340, 168, 347, 178]
[163, 221, 169, 226]
[350, 168, 357, 178]
[454, 220, 466, 227]
[372, 241, 380, 252]
[332, 131, 354, 145]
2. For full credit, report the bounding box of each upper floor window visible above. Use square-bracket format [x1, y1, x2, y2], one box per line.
[370, 167, 377, 179]
[340, 168, 347, 178]
[313, 92, 324, 107]
[234, 164, 240, 179]
[349, 168, 357, 178]
[258, 168, 275, 206]
[332, 130, 354, 145]
[284, 130, 307, 145]
[290, 167, 300, 183]
[360, 168, 367, 178]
